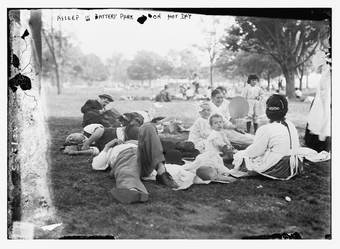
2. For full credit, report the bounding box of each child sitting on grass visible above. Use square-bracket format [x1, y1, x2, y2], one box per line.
[205, 113, 236, 161]
[188, 101, 212, 153]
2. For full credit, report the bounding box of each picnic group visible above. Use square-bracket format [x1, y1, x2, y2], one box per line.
[61, 35, 331, 204]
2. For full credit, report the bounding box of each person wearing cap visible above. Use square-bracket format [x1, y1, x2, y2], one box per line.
[91, 123, 179, 204]
[81, 93, 118, 128]
[242, 74, 265, 134]
[230, 94, 303, 180]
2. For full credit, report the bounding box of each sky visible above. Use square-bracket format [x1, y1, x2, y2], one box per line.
[41, 8, 235, 64]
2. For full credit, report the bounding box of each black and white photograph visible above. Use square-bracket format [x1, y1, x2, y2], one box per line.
[6, 3, 334, 242]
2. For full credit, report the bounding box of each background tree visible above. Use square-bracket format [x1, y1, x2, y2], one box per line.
[166, 49, 201, 82]
[217, 51, 281, 89]
[42, 11, 63, 94]
[195, 16, 232, 86]
[113, 59, 131, 87]
[127, 51, 165, 86]
[105, 52, 130, 85]
[221, 16, 324, 98]
[296, 54, 313, 90]
[81, 53, 108, 83]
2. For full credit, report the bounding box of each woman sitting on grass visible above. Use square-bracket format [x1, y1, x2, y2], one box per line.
[209, 89, 254, 148]
[230, 94, 303, 180]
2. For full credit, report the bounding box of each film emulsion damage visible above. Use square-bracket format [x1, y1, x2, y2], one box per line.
[8, 10, 60, 239]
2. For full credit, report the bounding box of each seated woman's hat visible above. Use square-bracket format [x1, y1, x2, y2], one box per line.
[99, 93, 114, 102]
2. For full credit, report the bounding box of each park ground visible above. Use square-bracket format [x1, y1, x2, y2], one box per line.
[34, 92, 331, 239]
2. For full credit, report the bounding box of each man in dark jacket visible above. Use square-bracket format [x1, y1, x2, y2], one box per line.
[155, 85, 171, 102]
[81, 93, 120, 127]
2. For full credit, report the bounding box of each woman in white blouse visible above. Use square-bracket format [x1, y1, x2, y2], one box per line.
[231, 94, 303, 180]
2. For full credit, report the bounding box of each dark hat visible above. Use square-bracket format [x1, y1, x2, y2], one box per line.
[175, 141, 195, 152]
[99, 93, 114, 102]
[164, 150, 185, 165]
[247, 74, 259, 84]
[119, 112, 144, 126]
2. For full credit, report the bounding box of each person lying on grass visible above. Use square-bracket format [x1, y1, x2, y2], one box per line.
[92, 123, 179, 204]
[230, 94, 303, 180]
[63, 132, 100, 156]
[195, 165, 236, 183]
[63, 112, 199, 159]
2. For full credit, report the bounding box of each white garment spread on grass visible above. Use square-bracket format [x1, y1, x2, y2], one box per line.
[142, 151, 233, 190]
[305, 150, 331, 162]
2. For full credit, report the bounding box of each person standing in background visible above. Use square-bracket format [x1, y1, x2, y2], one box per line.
[242, 74, 265, 134]
[192, 73, 200, 94]
[304, 25, 331, 152]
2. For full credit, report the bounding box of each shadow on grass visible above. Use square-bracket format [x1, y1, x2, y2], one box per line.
[46, 116, 331, 239]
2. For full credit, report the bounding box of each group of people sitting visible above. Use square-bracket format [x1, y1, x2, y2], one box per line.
[60, 72, 326, 205]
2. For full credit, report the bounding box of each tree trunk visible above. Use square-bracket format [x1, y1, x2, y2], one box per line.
[42, 29, 63, 94]
[299, 78, 303, 91]
[282, 67, 296, 99]
[210, 66, 214, 87]
[267, 74, 271, 91]
[55, 66, 62, 94]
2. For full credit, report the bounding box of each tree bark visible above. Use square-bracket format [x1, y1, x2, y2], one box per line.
[299, 78, 303, 91]
[210, 66, 214, 87]
[42, 29, 63, 94]
[282, 67, 296, 99]
[267, 74, 271, 91]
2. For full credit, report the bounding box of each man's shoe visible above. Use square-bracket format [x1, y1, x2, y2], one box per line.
[156, 172, 179, 189]
[110, 188, 149, 204]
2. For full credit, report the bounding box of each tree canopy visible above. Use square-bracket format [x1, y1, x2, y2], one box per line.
[221, 16, 326, 98]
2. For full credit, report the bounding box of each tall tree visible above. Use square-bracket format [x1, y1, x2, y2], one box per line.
[42, 12, 63, 94]
[217, 51, 281, 89]
[221, 16, 324, 98]
[195, 16, 232, 86]
[296, 54, 313, 90]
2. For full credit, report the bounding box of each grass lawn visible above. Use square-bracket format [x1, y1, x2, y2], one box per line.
[40, 94, 331, 239]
